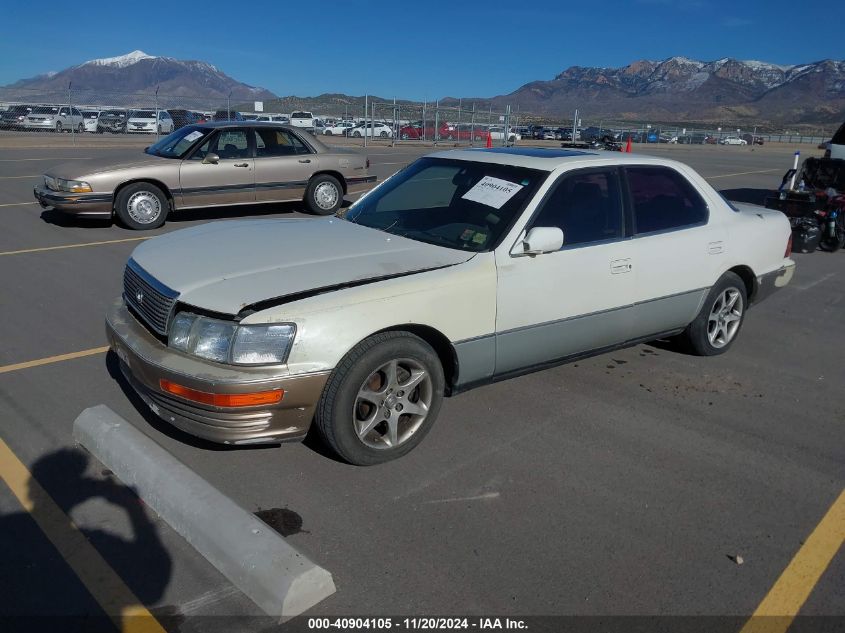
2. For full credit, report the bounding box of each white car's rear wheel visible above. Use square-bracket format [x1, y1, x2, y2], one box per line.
[680, 272, 747, 356]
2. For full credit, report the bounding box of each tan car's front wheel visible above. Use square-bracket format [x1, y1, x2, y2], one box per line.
[115, 182, 170, 230]
[304, 174, 343, 216]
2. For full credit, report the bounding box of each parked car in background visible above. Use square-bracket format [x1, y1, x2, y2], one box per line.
[829, 120, 845, 159]
[289, 111, 315, 128]
[23, 106, 84, 133]
[542, 129, 557, 140]
[242, 114, 259, 121]
[104, 148, 794, 465]
[256, 114, 286, 123]
[348, 122, 393, 138]
[168, 109, 203, 130]
[212, 110, 244, 122]
[0, 104, 33, 129]
[488, 126, 520, 142]
[719, 136, 747, 145]
[127, 110, 174, 134]
[324, 121, 356, 135]
[97, 110, 128, 134]
[34, 122, 376, 229]
[741, 133, 764, 146]
[82, 110, 101, 133]
[398, 121, 452, 140]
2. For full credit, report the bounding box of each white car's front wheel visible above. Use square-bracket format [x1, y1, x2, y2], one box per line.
[316, 332, 445, 465]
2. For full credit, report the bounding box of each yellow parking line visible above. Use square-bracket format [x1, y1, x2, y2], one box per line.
[0, 438, 167, 633]
[740, 489, 845, 633]
[0, 174, 42, 179]
[0, 157, 92, 161]
[0, 236, 151, 257]
[0, 346, 110, 374]
[705, 168, 780, 180]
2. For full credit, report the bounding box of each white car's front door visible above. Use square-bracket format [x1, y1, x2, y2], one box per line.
[495, 167, 636, 375]
[622, 165, 726, 340]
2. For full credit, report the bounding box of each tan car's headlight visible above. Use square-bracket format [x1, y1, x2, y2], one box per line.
[168, 313, 295, 365]
[56, 178, 93, 193]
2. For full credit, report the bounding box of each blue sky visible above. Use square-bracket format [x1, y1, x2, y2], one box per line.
[1, 0, 842, 100]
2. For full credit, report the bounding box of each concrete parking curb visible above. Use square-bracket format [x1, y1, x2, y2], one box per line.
[73, 404, 336, 618]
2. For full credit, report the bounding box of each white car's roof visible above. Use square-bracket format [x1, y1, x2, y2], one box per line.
[428, 147, 685, 172]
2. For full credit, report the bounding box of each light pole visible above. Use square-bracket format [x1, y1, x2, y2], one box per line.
[68, 81, 74, 145]
[227, 90, 232, 121]
[155, 85, 160, 139]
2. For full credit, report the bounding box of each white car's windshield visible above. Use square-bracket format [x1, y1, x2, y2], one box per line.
[344, 157, 547, 252]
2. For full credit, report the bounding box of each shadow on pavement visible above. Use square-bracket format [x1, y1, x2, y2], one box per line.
[0, 447, 173, 631]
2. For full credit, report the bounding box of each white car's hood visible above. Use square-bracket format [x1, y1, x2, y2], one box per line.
[130, 218, 474, 315]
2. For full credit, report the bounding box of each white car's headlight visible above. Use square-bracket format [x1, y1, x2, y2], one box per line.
[168, 313, 295, 366]
[56, 178, 93, 193]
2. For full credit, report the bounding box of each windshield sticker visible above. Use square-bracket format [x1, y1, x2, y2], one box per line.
[184, 130, 203, 142]
[471, 232, 487, 244]
[461, 176, 523, 209]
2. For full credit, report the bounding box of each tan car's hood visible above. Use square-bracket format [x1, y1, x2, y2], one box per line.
[129, 218, 474, 315]
[48, 153, 167, 179]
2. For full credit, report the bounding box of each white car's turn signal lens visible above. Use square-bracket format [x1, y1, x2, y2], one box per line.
[231, 325, 296, 365]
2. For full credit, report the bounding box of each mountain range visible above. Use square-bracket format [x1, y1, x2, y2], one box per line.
[440, 56, 845, 127]
[3, 50, 276, 105]
[2, 52, 843, 127]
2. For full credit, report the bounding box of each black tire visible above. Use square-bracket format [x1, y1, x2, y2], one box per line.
[114, 182, 170, 230]
[353, 131, 361, 138]
[77, 123, 84, 133]
[315, 331, 445, 465]
[325, 130, 333, 135]
[818, 223, 845, 252]
[401, 133, 409, 140]
[380, 131, 388, 138]
[679, 272, 747, 356]
[303, 174, 343, 215]
[55, 122, 62, 133]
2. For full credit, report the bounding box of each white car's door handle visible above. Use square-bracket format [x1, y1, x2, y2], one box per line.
[707, 241, 725, 254]
[610, 258, 633, 274]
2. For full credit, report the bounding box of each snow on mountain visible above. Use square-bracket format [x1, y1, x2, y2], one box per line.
[83, 50, 155, 68]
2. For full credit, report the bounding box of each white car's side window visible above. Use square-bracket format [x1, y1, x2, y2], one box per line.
[626, 166, 709, 235]
[529, 169, 625, 248]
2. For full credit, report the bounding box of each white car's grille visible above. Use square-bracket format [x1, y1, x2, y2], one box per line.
[123, 260, 179, 336]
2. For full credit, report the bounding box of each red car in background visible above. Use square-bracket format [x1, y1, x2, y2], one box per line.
[398, 121, 453, 140]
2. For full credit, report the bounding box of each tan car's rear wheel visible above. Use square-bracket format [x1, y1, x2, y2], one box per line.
[115, 183, 170, 230]
[304, 174, 343, 215]
[316, 332, 445, 465]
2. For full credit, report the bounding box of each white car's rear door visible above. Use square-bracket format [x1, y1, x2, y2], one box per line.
[622, 165, 726, 340]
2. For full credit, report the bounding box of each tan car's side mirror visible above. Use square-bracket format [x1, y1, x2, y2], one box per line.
[202, 153, 220, 165]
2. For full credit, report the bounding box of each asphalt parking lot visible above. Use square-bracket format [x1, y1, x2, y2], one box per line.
[0, 133, 842, 632]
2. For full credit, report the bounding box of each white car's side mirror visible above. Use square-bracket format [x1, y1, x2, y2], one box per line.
[520, 227, 564, 255]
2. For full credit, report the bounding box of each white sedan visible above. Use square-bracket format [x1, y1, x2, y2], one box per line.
[107, 148, 794, 465]
[720, 136, 748, 145]
[323, 121, 356, 135]
[127, 110, 175, 134]
[348, 122, 393, 138]
[489, 126, 521, 142]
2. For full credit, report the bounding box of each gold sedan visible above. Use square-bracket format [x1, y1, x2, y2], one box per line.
[33, 122, 376, 229]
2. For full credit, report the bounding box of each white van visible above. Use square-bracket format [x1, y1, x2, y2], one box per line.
[829, 121, 845, 160]
[289, 111, 315, 128]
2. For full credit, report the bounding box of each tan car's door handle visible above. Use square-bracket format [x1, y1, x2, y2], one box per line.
[234, 163, 249, 168]
[298, 159, 311, 163]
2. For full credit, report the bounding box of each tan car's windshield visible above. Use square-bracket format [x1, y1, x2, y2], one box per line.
[145, 126, 213, 159]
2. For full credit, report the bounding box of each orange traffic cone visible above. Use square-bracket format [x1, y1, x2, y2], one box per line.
[486, 131, 493, 148]
[625, 137, 632, 153]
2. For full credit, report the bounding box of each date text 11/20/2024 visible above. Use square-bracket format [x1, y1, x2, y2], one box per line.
[307, 618, 528, 630]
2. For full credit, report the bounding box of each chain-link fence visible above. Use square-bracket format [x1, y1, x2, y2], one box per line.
[0, 85, 834, 147]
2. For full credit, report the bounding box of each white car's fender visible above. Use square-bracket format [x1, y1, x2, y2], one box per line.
[240, 253, 498, 377]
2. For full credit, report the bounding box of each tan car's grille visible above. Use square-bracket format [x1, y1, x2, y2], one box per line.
[123, 259, 179, 336]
